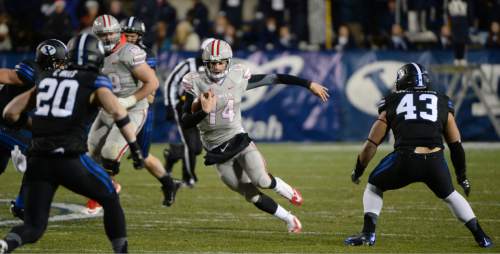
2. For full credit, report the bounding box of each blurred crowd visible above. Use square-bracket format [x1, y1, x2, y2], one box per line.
[1, 0, 500, 55]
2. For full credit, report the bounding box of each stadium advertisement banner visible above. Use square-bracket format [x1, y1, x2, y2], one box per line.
[153, 50, 500, 143]
[1, 51, 499, 142]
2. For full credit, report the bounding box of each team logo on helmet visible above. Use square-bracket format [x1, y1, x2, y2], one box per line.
[41, 45, 57, 56]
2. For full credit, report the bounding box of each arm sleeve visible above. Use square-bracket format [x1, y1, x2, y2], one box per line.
[180, 92, 207, 129]
[247, 74, 311, 90]
[377, 98, 387, 114]
[448, 141, 466, 180]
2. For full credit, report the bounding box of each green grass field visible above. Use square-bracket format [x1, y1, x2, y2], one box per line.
[0, 143, 499, 253]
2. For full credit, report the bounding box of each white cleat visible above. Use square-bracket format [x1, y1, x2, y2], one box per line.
[290, 188, 303, 206]
[287, 215, 302, 233]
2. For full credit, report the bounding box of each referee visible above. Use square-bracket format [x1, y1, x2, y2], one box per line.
[163, 38, 215, 187]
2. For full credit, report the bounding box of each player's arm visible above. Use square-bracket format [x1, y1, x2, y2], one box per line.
[351, 111, 389, 184]
[180, 90, 215, 129]
[444, 112, 470, 196]
[93, 86, 145, 169]
[2, 87, 36, 129]
[0, 69, 24, 85]
[247, 74, 329, 102]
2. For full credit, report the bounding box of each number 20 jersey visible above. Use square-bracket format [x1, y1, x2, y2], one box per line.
[30, 69, 113, 156]
[378, 90, 454, 150]
[182, 64, 252, 149]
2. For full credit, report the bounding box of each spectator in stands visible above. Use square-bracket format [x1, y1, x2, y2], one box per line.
[156, 0, 177, 39]
[219, 0, 243, 30]
[152, 21, 172, 54]
[447, 0, 473, 66]
[257, 0, 286, 26]
[334, 24, 356, 51]
[42, 0, 73, 43]
[109, 0, 126, 22]
[187, 0, 209, 39]
[277, 24, 297, 50]
[0, 23, 11, 51]
[436, 25, 453, 50]
[387, 24, 410, 50]
[173, 20, 200, 51]
[258, 16, 280, 50]
[486, 21, 500, 49]
[287, 0, 308, 46]
[80, 0, 99, 33]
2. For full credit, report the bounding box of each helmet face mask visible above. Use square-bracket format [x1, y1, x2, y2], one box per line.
[35, 39, 68, 71]
[395, 63, 430, 91]
[92, 15, 121, 53]
[201, 40, 233, 82]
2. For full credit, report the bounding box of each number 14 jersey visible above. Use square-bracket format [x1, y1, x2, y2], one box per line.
[378, 90, 454, 150]
[182, 64, 252, 150]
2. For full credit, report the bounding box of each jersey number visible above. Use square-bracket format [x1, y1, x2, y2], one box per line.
[35, 78, 79, 117]
[209, 99, 235, 125]
[396, 94, 437, 122]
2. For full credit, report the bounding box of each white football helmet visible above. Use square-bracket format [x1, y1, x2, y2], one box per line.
[92, 14, 121, 53]
[201, 39, 233, 82]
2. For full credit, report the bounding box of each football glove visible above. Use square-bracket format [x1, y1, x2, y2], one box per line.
[128, 141, 145, 169]
[11, 145, 26, 173]
[457, 175, 471, 197]
[351, 157, 365, 184]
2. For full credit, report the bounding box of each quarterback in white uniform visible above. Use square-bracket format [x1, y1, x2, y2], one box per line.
[182, 39, 329, 233]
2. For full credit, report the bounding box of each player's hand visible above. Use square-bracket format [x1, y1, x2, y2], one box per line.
[118, 96, 137, 109]
[128, 141, 145, 169]
[11, 145, 26, 174]
[200, 90, 216, 113]
[351, 157, 366, 184]
[309, 82, 330, 103]
[457, 176, 471, 196]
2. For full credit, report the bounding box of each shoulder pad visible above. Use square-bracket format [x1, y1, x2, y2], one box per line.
[231, 63, 252, 80]
[120, 43, 147, 67]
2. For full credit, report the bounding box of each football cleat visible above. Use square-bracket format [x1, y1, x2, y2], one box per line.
[286, 215, 302, 233]
[85, 199, 103, 215]
[344, 232, 376, 246]
[10, 200, 24, 220]
[162, 180, 182, 207]
[476, 235, 493, 248]
[0, 239, 8, 254]
[290, 188, 303, 206]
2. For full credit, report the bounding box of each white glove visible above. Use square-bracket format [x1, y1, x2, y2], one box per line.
[11, 145, 27, 174]
[118, 96, 137, 109]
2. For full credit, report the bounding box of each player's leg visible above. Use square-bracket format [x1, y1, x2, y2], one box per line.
[143, 154, 182, 207]
[425, 152, 493, 248]
[345, 151, 408, 246]
[163, 143, 183, 173]
[0, 156, 58, 253]
[180, 127, 200, 186]
[87, 111, 114, 163]
[61, 155, 128, 253]
[237, 142, 303, 206]
[216, 157, 301, 233]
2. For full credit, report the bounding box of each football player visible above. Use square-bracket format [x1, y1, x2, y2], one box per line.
[0, 39, 67, 219]
[0, 33, 143, 254]
[162, 38, 215, 187]
[86, 14, 159, 213]
[344, 63, 493, 248]
[121, 16, 181, 206]
[182, 39, 329, 233]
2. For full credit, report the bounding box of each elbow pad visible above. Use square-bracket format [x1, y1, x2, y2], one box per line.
[448, 141, 466, 180]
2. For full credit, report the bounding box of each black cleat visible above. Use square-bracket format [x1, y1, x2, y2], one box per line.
[476, 235, 493, 248]
[162, 180, 182, 207]
[10, 200, 24, 221]
[344, 232, 376, 246]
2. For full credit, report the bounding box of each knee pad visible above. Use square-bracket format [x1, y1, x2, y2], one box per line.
[256, 173, 272, 189]
[102, 158, 120, 176]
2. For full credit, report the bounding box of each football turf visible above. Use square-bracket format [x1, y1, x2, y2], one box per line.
[0, 143, 499, 253]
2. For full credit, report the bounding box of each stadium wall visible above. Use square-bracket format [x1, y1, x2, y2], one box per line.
[1, 50, 499, 142]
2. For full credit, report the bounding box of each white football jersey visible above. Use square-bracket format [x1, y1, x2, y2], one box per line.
[102, 42, 148, 110]
[183, 63, 252, 149]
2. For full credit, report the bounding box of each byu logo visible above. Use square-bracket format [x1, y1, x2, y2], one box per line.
[42, 45, 57, 56]
[346, 61, 405, 116]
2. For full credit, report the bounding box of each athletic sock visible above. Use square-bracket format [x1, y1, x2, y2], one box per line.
[272, 177, 294, 200]
[362, 212, 378, 233]
[111, 237, 128, 253]
[253, 193, 278, 215]
[465, 218, 488, 240]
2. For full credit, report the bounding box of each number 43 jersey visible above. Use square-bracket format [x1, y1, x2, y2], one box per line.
[183, 64, 252, 150]
[378, 90, 454, 150]
[30, 69, 113, 156]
